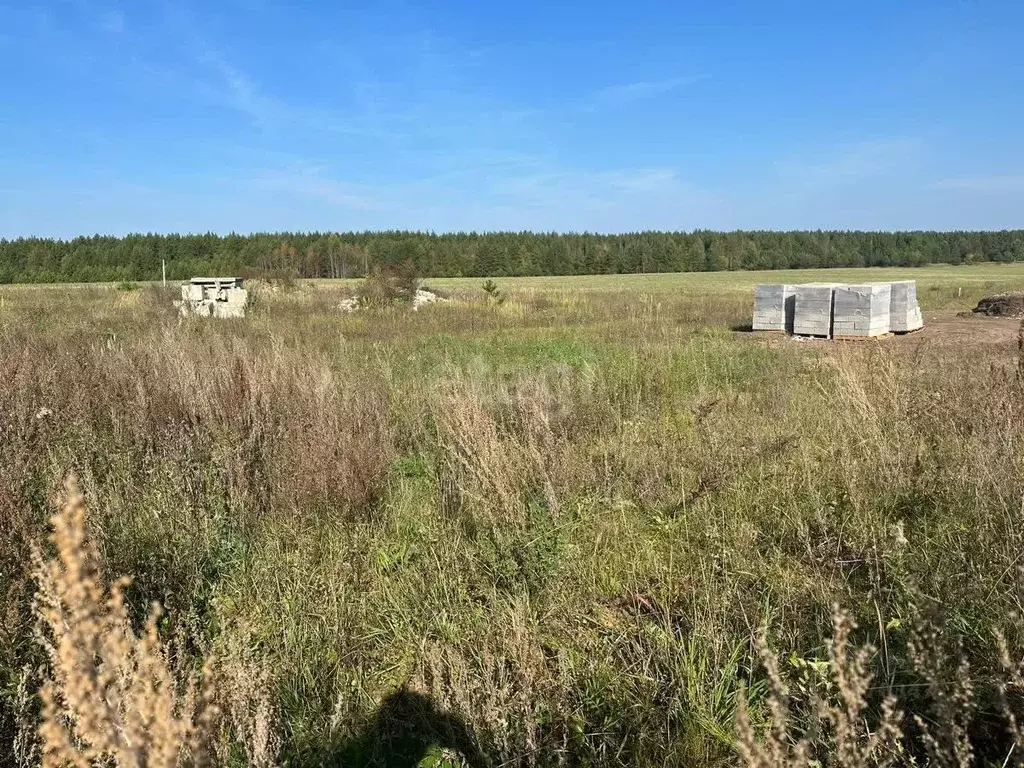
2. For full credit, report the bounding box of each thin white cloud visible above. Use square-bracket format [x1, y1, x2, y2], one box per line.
[930, 175, 1024, 193]
[593, 75, 705, 106]
[250, 166, 392, 212]
[775, 138, 925, 187]
[97, 10, 125, 34]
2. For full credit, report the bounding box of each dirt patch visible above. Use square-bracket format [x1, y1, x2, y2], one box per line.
[744, 310, 1022, 352]
[971, 292, 1024, 318]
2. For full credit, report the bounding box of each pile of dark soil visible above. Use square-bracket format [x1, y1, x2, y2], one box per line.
[972, 292, 1024, 317]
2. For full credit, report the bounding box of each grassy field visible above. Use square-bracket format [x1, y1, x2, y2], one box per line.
[3, 265, 1024, 766]
[318, 261, 1024, 303]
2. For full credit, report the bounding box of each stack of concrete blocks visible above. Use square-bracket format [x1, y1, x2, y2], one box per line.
[889, 280, 924, 333]
[832, 283, 892, 339]
[792, 284, 839, 338]
[178, 277, 247, 319]
[751, 284, 796, 332]
[754, 280, 923, 339]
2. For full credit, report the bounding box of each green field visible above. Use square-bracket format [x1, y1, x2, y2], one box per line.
[330, 261, 1024, 298]
[3, 266, 1024, 766]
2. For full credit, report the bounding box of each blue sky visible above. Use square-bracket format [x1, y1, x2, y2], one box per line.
[1, 0, 1022, 236]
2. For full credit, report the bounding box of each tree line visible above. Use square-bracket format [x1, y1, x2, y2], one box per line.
[1, 230, 1022, 283]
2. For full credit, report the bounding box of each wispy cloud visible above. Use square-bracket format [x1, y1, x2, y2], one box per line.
[193, 48, 402, 140]
[97, 10, 125, 35]
[249, 165, 392, 212]
[593, 75, 705, 106]
[930, 175, 1024, 192]
[196, 51, 278, 127]
[775, 137, 925, 187]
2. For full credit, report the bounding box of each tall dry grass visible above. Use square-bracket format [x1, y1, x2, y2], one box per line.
[33, 476, 218, 767]
[31, 475, 279, 767]
[2, 283, 1024, 765]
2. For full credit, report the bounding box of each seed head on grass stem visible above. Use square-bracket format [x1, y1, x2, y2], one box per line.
[33, 474, 218, 768]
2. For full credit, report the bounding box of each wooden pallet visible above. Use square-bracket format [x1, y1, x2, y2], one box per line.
[833, 332, 892, 342]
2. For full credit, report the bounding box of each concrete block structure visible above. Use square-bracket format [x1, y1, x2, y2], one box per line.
[889, 280, 924, 333]
[177, 277, 247, 319]
[751, 284, 796, 332]
[792, 284, 838, 337]
[832, 283, 891, 338]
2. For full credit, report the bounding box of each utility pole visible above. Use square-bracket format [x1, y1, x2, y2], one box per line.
[162, 259, 166, 287]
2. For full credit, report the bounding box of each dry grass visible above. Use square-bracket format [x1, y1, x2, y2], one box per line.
[33, 476, 218, 767]
[3, 279, 1024, 765]
[30, 475, 279, 768]
[735, 609, 903, 768]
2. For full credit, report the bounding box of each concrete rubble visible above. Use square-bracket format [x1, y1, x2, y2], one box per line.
[176, 277, 248, 319]
[337, 288, 449, 312]
[753, 280, 924, 339]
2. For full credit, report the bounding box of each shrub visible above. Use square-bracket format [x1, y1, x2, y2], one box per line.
[358, 260, 420, 307]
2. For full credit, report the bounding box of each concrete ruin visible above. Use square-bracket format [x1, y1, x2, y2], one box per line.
[176, 277, 248, 319]
[753, 280, 923, 339]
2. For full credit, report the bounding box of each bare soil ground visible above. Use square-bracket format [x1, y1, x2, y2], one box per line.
[746, 310, 1022, 352]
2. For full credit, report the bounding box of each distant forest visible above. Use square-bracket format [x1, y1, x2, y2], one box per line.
[1, 230, 1023, 283]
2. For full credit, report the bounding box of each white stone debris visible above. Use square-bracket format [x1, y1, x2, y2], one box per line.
[411, 288, 447, 310]
[337, 287, 448, 312]
[175, 277, 247, 319]
[337, 296, 360, 312]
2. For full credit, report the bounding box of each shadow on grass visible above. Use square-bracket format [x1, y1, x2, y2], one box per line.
[333, 687, 487, 768]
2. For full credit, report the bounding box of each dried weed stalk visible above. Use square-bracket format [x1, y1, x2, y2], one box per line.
[33, 475, 218, 768]
[736, 607, 903, 768]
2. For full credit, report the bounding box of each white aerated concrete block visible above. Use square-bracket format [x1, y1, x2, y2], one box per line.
[793, 284, 838, 337]
[752, 284, 796, 332]
[832, 284, 891, 338]
[889, 280, 924, 333]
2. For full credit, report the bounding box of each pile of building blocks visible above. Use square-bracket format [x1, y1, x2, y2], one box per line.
[751, 283, 796, 332]
[792, 284, 840, 337]
[752, 280, 923, 339]
[889, 280, 925, 333]
[832, 284, 892, 338]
